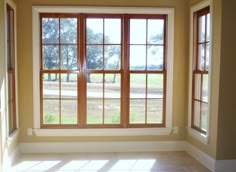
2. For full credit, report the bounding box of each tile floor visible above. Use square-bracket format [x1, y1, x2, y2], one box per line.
[11, 151, 211, 172]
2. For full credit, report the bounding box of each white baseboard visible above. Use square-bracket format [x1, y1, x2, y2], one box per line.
[215, 160, 236, 172]
[20, 141, 186, 153]
[185, 142, 215, 171]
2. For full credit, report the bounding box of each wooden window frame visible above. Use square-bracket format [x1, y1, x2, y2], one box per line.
[191, 6, 210, 135]
[39, 13, 168, 129]
[6, 3, 17, 134]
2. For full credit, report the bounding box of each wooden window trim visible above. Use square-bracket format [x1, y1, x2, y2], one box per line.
[191, 6, 210, 135]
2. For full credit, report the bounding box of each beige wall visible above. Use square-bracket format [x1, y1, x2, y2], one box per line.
[216, 0, 236, 160]
[17, 0, 189, 142]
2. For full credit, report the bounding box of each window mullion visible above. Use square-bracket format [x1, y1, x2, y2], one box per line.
[78, 14, 86, 127]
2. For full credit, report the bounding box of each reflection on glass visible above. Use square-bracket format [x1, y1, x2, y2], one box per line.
[61, 100, 77, 124]
[105, 74, 120, 98]
[130, 99, 145, 124]
[60, 18, 77, 43]
[206, 14, 210, 42]
[43, 45, 59, 70]
[198, 44, 205, 70]
[86, 18, 103, 44]
[147, 99, 163, 123]
[104, 99, 120, 124]
[148, 19, 164, 44]
[105, 45, 121, 70]
[206, 43, 210, 70]
[194, 74, 201, 100]
[42, 18, 59, 43]
[198, 15, 206, 42]
[202, 74, 208, 102]
[147, 46, 163, 70]
[147, 74, 163, 98]
[193, 101, 200, 127]
[201, 102, 208, 131]
[43, 100, 59, 124]
[105, 19, 121, 44]
[61, 45, 78, 70]
[130, 74, 146, 98]
[87, 99, 103, 124]
[43, 73, 59, 98]
[130, 45, 146, 70]
[87, 74, 103, 98]
[86, 45, 103, 70]
[130, 19, 146, 44]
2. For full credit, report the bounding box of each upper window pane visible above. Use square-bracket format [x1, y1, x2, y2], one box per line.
[130, 45, 146, 70]
[86, 18, 103, 44]
[130, 19, 146, 44]
[148, 19, 164, 44]
[104, 19, 121, 44]
[42, 18, 59, 43]
[198, 15, 206, 43]
[43, 45, 59, 70]
[60, 18, 77, 43]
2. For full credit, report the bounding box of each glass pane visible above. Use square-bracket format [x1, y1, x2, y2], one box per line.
[147, 46, 163, 70]
[43, 73, 59, 98]
[148, 19, 164, 44]
[42, 18, 59, 43]
[198, 44, 205, 70]
[206, 43, 210, 70]
[86, 45, 103, 70]
[86, 18, 103, 44]
[130, 99, 145, 124]
[198, 15, 205, 42]
[61, 74, 77, 99]
[43, 100, 59, 124]
[130, 45, 146, 70]
[193, 101, 201, 127]
[61, 45, 78, 70]
[60, 18, 77, 43]
[147, 99, 163, 124]
[105, 74, 120, 98]
[194, 74, 201, 100]
[202, 74, 208, 102]
[105, 45, 121, 70]
[147, 74, 163, 98]
[87, 74, 103, 98]
[206, 14, 210, 42]
[87, 99, 103, 124]
[104, 99, 120, 124]
[104, 19, 121, 44]
[130, 19, 146, 44]
[61, 100, 77, 124]
[130, 74, 146, 98]
[43, 45, 59, 70]
[201, 102, 208, 131]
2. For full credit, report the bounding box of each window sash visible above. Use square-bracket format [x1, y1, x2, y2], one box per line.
[40, 13, 167, 128]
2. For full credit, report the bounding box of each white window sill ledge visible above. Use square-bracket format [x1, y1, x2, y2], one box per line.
[7, 129, 20, 147]
[187, 127, 208, 144]
[32, 128, 172, 137]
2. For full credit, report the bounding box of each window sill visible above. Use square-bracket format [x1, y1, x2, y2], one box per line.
[7, 129, 19, 147]
[187, 127, 208, 144]
[32, 127, 172, 137]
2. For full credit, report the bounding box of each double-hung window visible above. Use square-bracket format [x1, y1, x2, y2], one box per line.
[33, 7, 174, 134]
[189, 4, 210, 138]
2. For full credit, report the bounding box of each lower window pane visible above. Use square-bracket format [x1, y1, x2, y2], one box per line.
[147, 99, 163, 124]
[202, 74, 208, 102]
[43, 100, 59, 124]
[201, 102, 208, 131]
[130, 74, 146, 98]
[129, 99, 145, 124]
[104, 99, 120, 124]
[193, 101, 201, 127]
[61, 100, 77, 124]
[87, 99, 103, 124]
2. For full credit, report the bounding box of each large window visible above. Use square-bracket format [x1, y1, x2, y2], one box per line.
[40, 13, 168, 129]
[6, 4, 17, 134]
[191, 6, 210, 135]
